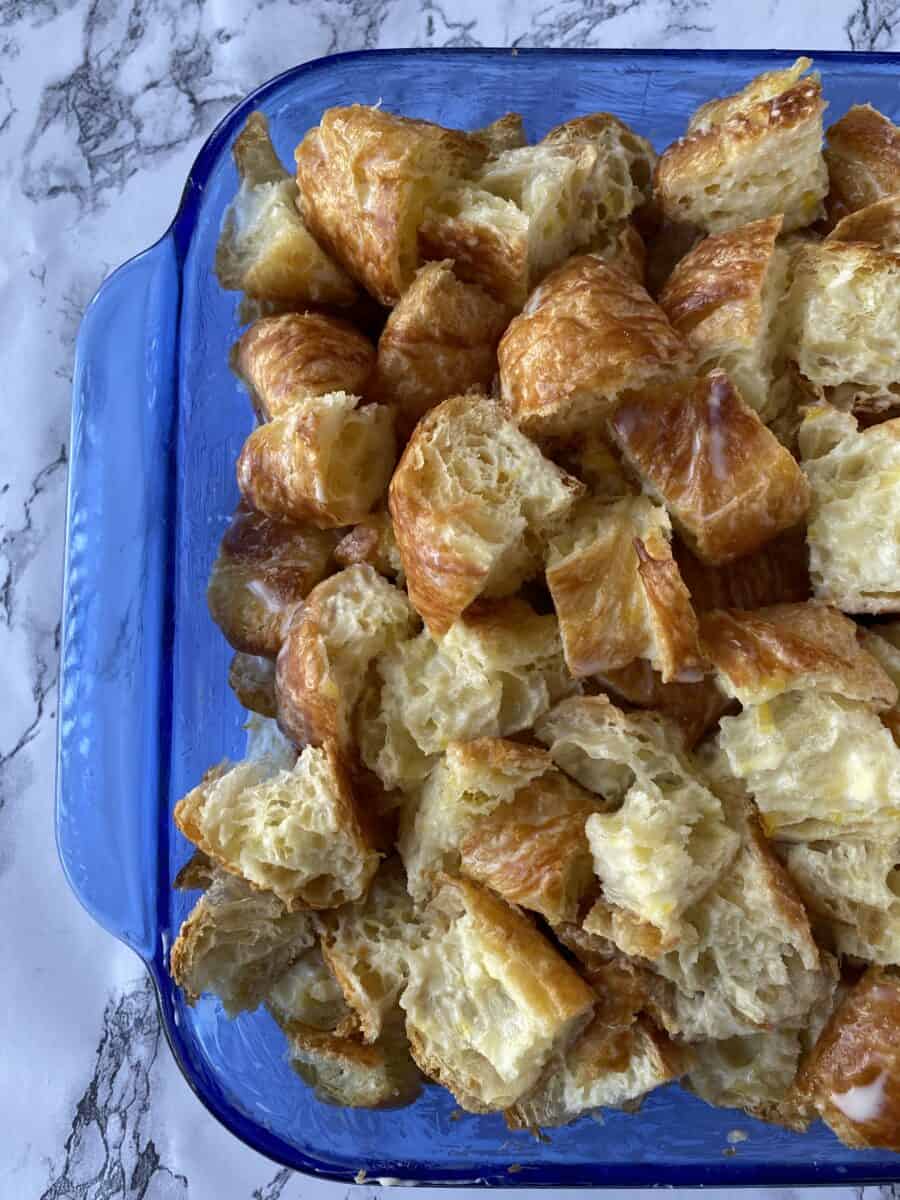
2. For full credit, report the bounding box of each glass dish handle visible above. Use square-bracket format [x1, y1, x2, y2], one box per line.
[57, 235, 180, 959]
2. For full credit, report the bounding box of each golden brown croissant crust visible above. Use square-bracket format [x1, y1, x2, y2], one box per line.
[546, 496, 704, 683]
[825, 103, 900, 225]
[389, 394, 582, 634]
[610, 371, 810, 565]
[215, 111, 357, 307]
[372, 260, 510, 437]
[498, 255, 692, 440]
[699, 602, 898, 709]
[654, 63, 827, 235]
[206, 506, 338, 656]
[237, 390, 395, 528]
[659, 213, 782, 346]
[798, 967, 900, 1150]
[458, 769, 599, 925]
[826, 193, 900, 254]
[295, 105, 488, 306]
[233, 312, 376, 422]
[657, 216, 787, 417]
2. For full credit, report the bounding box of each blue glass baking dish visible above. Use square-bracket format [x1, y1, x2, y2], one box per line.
[59, 47, 900, 1186]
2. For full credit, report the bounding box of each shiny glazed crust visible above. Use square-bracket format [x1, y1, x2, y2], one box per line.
[825, 104, 900, 225]
[699, 602, 898, 708]
[798, 967, 900, 1150]
[372, 260, 510, 436]
[233, 313, 376, 421]
[295, 105, 487, 305]
[610, 372, 810, 565]
[498, 255, 692, 439]
[206, 506, 338, 657]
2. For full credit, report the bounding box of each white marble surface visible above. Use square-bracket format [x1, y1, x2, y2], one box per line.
[3, 1, 900, 1196]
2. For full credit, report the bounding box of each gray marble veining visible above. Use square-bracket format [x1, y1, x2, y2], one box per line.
[3, 0, 900, 1195]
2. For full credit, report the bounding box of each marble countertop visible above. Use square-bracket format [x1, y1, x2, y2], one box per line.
[4, 1, 900, 1196]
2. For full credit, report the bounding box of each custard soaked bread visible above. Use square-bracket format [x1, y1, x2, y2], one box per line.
[215, 111, 356, 306]
[389, 395, 582, 634]
[655, 57, 828, 235]
[420, 113, 655, 307]
[546, 495, 704, 682]
[174, 743, 378, 909]
[400, 875, 595, 1111]
[358, 598, 574, 793]
[178, 64, 900, 1141]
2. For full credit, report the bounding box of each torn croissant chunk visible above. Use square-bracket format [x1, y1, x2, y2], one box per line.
[170, 867, 317, 1017]
[797, 967, 900, 1151]
[173, 742, 378, 909]
[389, 394, 582, 634]
[237, 390, 396, 529]
[232, 312, 376, 422]
[399, 736, 602, 921]
[358, 597, 575, 794]
[654, 57, 828, 235]
[295, 104, 489, 305]
[400, 875, 595, 1111]
[419, 113, 655, 308]
[537, 695, 738, 946]
[658, 216, 790, 422]
[372, 260, 510, 437]
[206, 505, 338, 658]
[546, 495, 705, 682]
[800, 408, 900, 613]
[275, 563, 416, 753]
[317, 858, 424, 1043]
[824, 103, 900, 225]
[498, 254, 692, 440]
[785, 839, 900, 966]
[609, 371, 810, 565]
[215, 111, 356, 306]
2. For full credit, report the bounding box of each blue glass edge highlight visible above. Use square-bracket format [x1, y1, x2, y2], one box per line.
[58, 46, 900, 1187]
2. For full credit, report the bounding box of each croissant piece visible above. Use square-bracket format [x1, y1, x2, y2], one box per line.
[372, 260, 509, 437]
[232, 312, 375, 422]
[547, 496, 704, 683]
[389, 394, 581, 634]
[206, 506, 338, 657]
[825, 103, 900, 225]
[401, 875, 595, 1111]
[216, 111, 356, 306]
[655, 57, 828, 235]
[610, 372, 810, 565]
[237, 391, 395, 528]
[499, 255, 692, 440]
[295, 105, 488, 305]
